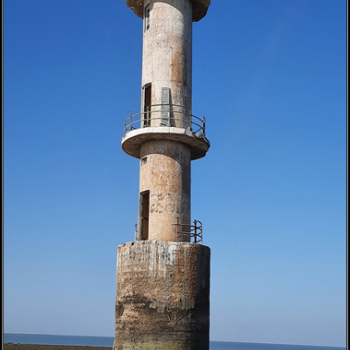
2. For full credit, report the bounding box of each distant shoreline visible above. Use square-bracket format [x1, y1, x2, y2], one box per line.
[3, 344, 111, 350]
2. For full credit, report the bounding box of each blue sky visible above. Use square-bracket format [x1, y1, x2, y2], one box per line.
[4, 0, 346, 347]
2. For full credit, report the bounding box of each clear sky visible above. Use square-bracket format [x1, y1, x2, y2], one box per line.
[3, 0, 347, 347]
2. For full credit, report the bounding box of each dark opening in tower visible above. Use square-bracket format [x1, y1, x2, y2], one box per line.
[139, 190, 149, 240]
[143, 84, 151, 127]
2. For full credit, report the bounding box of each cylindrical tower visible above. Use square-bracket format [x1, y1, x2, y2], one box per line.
[114, 1, 211, 349]
[142, 0, 193, 110]
[122, 0, 210, 242]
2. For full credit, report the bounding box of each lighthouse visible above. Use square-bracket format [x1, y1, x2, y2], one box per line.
[113, 0, 211, 349]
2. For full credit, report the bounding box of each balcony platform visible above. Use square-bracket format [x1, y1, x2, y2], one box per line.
[121, 126, 210, 160]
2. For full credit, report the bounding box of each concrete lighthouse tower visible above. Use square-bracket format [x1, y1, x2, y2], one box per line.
[113, 0, 211, 349]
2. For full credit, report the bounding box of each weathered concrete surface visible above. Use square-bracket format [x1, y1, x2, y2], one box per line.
[131, 0, 211, 243]
[141, 0, 193, 111]
[113, 241, 210, 350]
[139, 140, 191, 241]
[126, 0, 210, 22]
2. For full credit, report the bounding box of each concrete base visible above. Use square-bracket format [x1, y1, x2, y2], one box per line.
[113, 240, 210, 350]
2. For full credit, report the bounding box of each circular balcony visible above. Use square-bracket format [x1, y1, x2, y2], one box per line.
[126, 0, 210, 22]
[121, 104, 210, 160]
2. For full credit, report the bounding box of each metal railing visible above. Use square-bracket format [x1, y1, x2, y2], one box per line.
[172, 219, 203, 244]
[124, 104, 207, 138]
[134, 223, 138, 241]
[133, 220, 203, 244]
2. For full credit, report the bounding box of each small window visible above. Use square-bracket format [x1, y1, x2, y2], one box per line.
[141, 157, 147, 165]
[144, 6, 150, 31]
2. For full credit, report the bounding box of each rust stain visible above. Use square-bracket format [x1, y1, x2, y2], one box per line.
[170, 37, 184, 84]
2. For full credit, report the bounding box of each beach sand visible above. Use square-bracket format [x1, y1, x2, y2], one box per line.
[4, 344, 111, 350]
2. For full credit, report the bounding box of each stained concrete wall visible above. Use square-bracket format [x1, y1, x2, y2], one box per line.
[139, 140, 191, 241]
[113, 241, 210, 350]
[141, 0, 193, 117]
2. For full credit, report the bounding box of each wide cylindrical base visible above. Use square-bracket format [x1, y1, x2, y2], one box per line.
[113, 240, 210, 350]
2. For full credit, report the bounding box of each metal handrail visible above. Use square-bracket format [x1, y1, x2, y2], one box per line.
[134, 220, 203, 243]
[134, 224, 138, 241]
[172, 219, 203, 244]
[123, 103, 207, 139]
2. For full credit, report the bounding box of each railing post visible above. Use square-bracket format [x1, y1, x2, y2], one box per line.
[130, 111, 132, 131]
[147, 106, 149, 127]
[202, 116, 205, 136]
[194, 219, 197, 243]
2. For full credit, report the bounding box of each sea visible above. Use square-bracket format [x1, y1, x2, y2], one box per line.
[3, 334, 346, 350]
